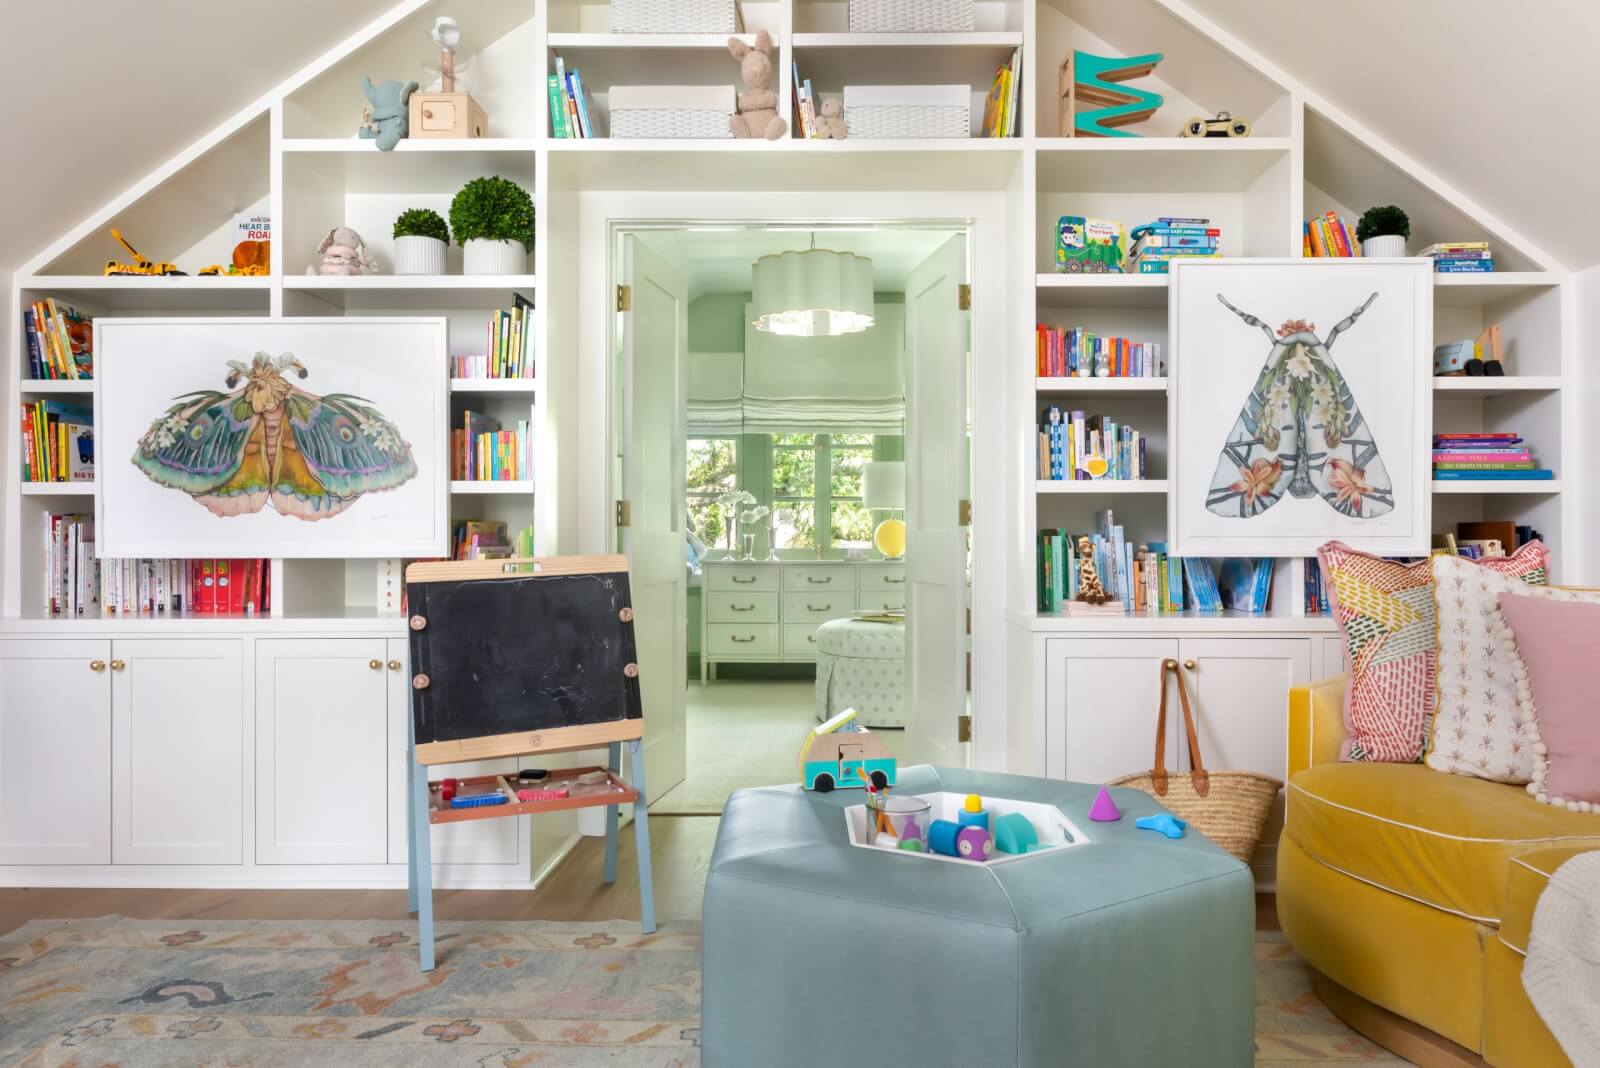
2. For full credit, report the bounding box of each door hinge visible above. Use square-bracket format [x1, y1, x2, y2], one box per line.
[616, 284, 633, 312]
[958, 498, 971, 526]
[615, 500, 631, 527]
[958, 283, 971, 311]
[957, 713, 972, 743]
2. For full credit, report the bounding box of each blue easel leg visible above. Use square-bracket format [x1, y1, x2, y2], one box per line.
[405, 756, 418, 914]
[604, 741, 621, 885]
[410, 756, 436, 971]
[628, 737, 656, 934]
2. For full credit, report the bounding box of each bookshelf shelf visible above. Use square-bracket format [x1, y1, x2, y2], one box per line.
[793, 32, 1023, 90]
[1036, 138, 1292, 192]
[1432, 480, 1562, 496]
[1035, 272, 1168, 308]
[450, 379, 537, 394]
[284, 275, 537, 310]
[18, 275, 272, 312]
[1036, 480, 1167, 495]
[19, 380, 94, 394]
[21, 483, 94, 496]
[451, 480, 535, 495]
[1432, 376, 1561, 396]
[1036, 377, 1166, 392]
[1432, 272, 1562, 306]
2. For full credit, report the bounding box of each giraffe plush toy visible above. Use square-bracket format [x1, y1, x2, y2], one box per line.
[1075, 535, 1111, 605]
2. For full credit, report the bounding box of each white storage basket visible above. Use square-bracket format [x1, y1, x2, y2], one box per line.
[609, 85, 735, 139]
[849, 0, 974, 32]
[611, 0, 741, 33]
[843, 85, 971, 140]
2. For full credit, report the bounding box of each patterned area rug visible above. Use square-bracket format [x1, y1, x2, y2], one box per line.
[0, 918, 1403, 1066]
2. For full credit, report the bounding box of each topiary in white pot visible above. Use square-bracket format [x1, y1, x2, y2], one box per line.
[1356, 204, 1409, 258]
[450, 176, 534, 275]
[391, 208, 449, 274]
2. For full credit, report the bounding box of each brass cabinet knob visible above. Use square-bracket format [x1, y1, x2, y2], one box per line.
[1183, 659, 1197, 671]
[110, 659, 126, 672]
[387, 659, 402, 671]
[89, 659, 105, 672]
[369, 659, 383, 670]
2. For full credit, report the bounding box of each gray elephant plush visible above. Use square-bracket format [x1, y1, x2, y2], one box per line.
[359, 77, 419, 151]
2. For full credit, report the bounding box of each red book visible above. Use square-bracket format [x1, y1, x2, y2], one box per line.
[196, 559, 216, 613]
[229, 560, 246, 613]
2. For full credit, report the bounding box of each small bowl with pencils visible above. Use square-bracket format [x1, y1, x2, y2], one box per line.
[865, 789, 932, 852]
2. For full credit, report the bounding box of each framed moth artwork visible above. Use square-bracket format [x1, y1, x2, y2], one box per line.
[1167, 259, 1432, 557]
[95, 317, 449, 558]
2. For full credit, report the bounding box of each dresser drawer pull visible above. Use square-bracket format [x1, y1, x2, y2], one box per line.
[807, 603, 832, 612]
[730, 635, 757, 644]
[884, 575, 905, 584]
[806, 576, 833, 584]
[807, 635, 817, 643]
[731, 604, 757, 612]
[731, 575, 758, 584]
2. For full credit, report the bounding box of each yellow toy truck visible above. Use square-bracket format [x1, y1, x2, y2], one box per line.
[103, 229, 185, 276]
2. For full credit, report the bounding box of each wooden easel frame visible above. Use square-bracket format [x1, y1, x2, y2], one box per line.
[403, 555, 655, 971]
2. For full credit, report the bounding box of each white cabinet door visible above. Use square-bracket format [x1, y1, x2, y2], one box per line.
[257, 639, 389, 864]
[385, 639, 519, 866]
[1181, 638, 1311, 883]
[1047, 638, 1179, 783]
[112, 639, 244, 865]
[0, 640, 112, 864]
[1318, 636, 1347, 680]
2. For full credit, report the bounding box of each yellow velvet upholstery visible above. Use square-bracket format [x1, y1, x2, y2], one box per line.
[1281, 677, 1596, 1067]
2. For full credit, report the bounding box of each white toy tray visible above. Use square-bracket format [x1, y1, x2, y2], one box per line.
[843, 791, 1089, 867]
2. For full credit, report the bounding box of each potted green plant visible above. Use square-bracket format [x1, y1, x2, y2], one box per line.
[449, 176, 535, 275]
[1356, 205, 1410, 258]
[392, 208, 450, 275]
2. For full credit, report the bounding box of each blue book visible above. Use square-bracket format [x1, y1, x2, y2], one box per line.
[23, 310, 41, 378]
[570, 69, 595, 138]
[1435, 262, 1495, 273]
[1433, 469, 1553, 480]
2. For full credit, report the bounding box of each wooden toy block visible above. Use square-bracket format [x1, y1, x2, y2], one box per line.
[409, 92, 488, 139]
[1059, 50, 1164, 138]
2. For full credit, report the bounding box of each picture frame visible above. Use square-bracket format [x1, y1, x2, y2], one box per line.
[1167, 259, 1433, 557]
[95, 317, 449, 559]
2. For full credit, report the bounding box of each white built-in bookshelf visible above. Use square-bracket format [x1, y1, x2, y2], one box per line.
[3, 0, 1579, 634]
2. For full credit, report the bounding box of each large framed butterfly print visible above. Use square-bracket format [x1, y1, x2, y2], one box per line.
[1167, 259, 1432, 557]
[95, 318, 449, 558]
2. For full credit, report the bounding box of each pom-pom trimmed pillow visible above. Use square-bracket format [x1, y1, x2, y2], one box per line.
[1495, 591, 1600, 812]
[1318, 540, 1546, 764]
[1426, 552, 1568, 782]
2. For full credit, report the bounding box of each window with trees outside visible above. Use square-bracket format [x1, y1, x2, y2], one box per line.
[773, 433, 874, 554]
[686, 438, 738, 552]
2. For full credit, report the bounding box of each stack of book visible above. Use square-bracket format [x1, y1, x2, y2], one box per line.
[1420, 241, 1494, 273]
[454, 302, 534, 380]
[450, 520, 534, 561]
[1436, 520, 1543, 560]
[792, 62, 821, 138]
[1303, 556, 1330, 614]
[452, 411, 531, 482]
[1216, 557, 1275, 613]
[1128, 218, 1220, 274]
[1302, 212, 1361, 257]
[1036, 325, 1162, 378]
[1038, 406, 1148, 481]
[1433, 432, 1552, 482]
[547, 56, 598, 138]
[979, 48, 1023, 137]
[41, 515, 272, 616]
[1038, 521, 1213, 614]
[24, 298, 93, 379]
[21, 400, 93, 483]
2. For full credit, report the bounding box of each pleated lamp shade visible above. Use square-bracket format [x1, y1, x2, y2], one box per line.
[751, 249, 875, 337]
[862, 461, 906, 511]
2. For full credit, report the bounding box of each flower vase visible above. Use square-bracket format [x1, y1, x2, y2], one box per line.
[740, 533, 756, 560]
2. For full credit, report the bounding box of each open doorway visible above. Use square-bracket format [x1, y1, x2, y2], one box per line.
[614, 224, 972, 814]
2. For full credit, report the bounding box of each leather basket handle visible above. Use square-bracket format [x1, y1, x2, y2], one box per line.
[1151, 658, 1210, 797]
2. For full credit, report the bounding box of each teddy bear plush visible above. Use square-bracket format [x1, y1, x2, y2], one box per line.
[815, 97, 847, 139]
[728, 30, 787, 140]
[306, 227, 381, 276]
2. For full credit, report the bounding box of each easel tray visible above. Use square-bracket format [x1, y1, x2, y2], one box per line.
[426, 765, 638, 824]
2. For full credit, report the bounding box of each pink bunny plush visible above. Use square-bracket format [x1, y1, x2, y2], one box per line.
[307, 227, 380, 276]
[728, 30, 787, 140]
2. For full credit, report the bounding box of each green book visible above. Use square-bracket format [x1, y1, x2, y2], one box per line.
[547, 75, 569, 139]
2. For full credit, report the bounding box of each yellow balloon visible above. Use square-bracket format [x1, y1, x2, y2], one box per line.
[873, 518, 906, 559]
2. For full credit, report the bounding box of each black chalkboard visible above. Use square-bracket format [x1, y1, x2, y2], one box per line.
[407, 569, 642, 745]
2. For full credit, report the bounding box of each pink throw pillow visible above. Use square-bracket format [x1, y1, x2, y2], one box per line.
[1496, 592, 1600, 811]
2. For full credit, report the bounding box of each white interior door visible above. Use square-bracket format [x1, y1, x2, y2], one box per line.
[903, 233, 969, 768]
[621, 233, 688, 802]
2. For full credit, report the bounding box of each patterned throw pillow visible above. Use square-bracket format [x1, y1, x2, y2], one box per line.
[1425, 552, 1569, 781]
[1318, 541, 1547, 764]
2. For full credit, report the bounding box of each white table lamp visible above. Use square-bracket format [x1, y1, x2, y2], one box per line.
[862, 461, 906, 559]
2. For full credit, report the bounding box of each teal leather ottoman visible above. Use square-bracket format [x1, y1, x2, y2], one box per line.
[702, 765, 1255, 1067]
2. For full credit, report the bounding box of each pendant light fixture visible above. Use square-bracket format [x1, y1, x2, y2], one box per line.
[751, 233, 875, 337]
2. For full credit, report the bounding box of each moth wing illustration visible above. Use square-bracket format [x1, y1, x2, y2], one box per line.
[281, 390, 418, 520]
[132, 390, 270, 517]
[1203, 347, 1293, 518]
[1304, 359, 1394, 518]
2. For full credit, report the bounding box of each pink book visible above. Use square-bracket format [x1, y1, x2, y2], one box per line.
[1431, 451, 1531, 462]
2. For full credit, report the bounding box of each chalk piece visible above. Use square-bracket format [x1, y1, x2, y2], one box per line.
[577, 770, 609, 786]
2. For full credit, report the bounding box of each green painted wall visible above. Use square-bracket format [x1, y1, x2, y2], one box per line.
[689, 292, 750, 352]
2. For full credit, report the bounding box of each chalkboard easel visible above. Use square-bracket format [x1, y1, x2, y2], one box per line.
[403, 554, 655, 972]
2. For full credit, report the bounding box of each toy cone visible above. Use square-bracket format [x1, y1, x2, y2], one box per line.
[1089, 786, 1122, 822]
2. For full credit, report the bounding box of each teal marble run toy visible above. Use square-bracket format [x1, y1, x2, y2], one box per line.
[1059, 50, 1165, 137]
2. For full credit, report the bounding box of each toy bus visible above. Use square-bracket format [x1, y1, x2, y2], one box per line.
[799, 708, 897, 793]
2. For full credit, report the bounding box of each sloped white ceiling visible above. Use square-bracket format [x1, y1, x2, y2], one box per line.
[0, 0, 397, 272]
[1185, 0, 1600, 269]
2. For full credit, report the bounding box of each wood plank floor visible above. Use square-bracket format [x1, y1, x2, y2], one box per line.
[0, 815, 719, 939]
[0, 815, 1276, 938]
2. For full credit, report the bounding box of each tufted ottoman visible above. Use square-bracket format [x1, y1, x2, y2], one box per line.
[702, 765, 1255, 1067]
[814, 616, 905, 727]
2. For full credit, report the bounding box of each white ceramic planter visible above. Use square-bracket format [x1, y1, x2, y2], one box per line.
[1361, 234, 1407, 258]
[463, 238, 527, 275]
[393, 235, 447, 275]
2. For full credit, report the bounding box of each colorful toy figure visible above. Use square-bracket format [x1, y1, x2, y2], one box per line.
[1207, 292, 1392, 519]
[359, 76, 419, 151]
[131, 352, 418, 522]
[1135, 813, 1187, 840]
[799, 708, 896, 792]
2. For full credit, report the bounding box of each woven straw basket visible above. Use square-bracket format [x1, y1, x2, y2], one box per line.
[1109, 658, 1282, 863]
